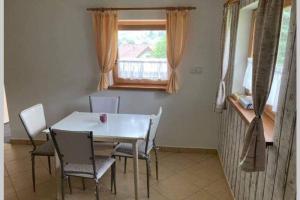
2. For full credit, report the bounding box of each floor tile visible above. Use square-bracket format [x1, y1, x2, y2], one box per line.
[185, 189, 217, 200]
[4, 144, 233, 200]
[203, 178, 233, 200]
[152, 172, 200, 200]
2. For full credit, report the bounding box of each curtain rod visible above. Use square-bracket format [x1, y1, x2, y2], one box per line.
[86, 6, 196, 11]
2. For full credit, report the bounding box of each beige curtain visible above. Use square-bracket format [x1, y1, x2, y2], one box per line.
[214, 2, 239, 112]
[166, 10, 189, 94]
[240, 0, 284, 172]
[92, 11, 118, 91]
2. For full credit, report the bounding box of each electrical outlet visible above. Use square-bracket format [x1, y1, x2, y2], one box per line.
[190, 67, 203, 74]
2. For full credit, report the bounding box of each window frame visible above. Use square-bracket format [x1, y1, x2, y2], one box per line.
[111, 20, 168, 90]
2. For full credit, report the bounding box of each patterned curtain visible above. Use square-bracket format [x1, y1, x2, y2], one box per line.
[240, 0, 284, 172]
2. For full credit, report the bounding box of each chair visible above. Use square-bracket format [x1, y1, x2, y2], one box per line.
[50, 129, 116, 200]
[89, 96, 120, 113]
[89, 96, 120, 153]
[19, 104, 54, 192]
[113, 107, 162, 198]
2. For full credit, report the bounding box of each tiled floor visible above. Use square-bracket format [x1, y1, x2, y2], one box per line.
[4, 144, 233, 200]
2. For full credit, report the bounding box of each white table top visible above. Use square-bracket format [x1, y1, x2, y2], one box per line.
[51, 112, 151, 141]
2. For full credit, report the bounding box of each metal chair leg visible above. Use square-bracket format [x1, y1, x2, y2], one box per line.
[31, 155, 36, 192]
[61, 176, 65, 200]
[124, 157, 127, 173]
[146, 159, 150, 198]
[95, 181, 100, 200]
[111, 165, 113, 192]
[154, 147, 159, 180]
[47, 156, 52, 175]
[113, 163, 117, 194]
[82, 178, 86, 191]
[68, 176, 72, 194]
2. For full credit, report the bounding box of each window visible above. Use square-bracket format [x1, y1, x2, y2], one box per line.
[242, 5, 292, 119]
[112, 20, 168, 89]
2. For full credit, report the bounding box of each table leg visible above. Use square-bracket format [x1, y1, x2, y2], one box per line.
[55, 151, 62, 200]
[132, 141, 139, 200]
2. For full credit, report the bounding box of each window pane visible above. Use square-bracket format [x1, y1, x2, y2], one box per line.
[118, 30, 168, 80]
[266, 6, 291, 112]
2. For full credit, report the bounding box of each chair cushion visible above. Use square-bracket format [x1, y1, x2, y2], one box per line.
[64, 156, 115, 180]
[113, 141, 153, 158]
[32, 140, 54, 156]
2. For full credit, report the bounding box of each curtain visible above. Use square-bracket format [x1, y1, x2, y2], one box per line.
[166, 9, 189, 94]
[118, 58, 168, 80]
[214, 2, 239, 112]
[240, 0, 284, 172]
[92, 11, 118, 91]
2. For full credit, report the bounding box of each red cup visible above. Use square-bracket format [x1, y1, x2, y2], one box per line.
[100, 114, 107, 123]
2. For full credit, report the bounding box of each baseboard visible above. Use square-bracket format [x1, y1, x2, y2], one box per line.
[158, 146, 217, 154]
[10, 139, 46, 145]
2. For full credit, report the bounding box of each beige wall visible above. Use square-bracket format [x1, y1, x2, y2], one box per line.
[5, 0, 223, 149]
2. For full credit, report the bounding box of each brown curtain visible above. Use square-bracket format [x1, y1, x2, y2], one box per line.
[214, 2, 239, 112]
[92, 11, 118, 91]
[240, 0, 284, 172]
[166, 9, 189, 94]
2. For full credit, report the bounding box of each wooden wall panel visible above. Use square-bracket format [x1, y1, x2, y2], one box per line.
[218, 1, 296, 200]
[283, 132, 296, 200]
[218, 97, 296, 200]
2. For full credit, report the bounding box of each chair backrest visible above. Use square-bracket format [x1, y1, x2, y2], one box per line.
[50, 129, 95, 167]
[89, 96, 120, 113]
[19, 104, 47, 140]
[145, 107, 162, 153]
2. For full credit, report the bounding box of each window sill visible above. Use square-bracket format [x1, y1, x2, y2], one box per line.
[109, 84, 167, 91]
[227, 96, 274, 145]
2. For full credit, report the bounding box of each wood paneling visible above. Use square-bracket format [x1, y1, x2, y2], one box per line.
[218, 1, 296, 199]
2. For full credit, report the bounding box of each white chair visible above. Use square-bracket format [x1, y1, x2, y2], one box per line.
[50, 129, 116, 200]
[19, 104, 54, 192]
[89, 96, 120, 153]
[113, 107, 162, 198]
[89, 96, 120, 113]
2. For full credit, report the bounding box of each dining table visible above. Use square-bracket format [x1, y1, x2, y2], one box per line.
[50, 111, 151, 200]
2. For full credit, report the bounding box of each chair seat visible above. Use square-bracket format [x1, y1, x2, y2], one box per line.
[64, 156, 115, 180]
[113, 141, 152, 158]
[32, 140, 54, 156]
